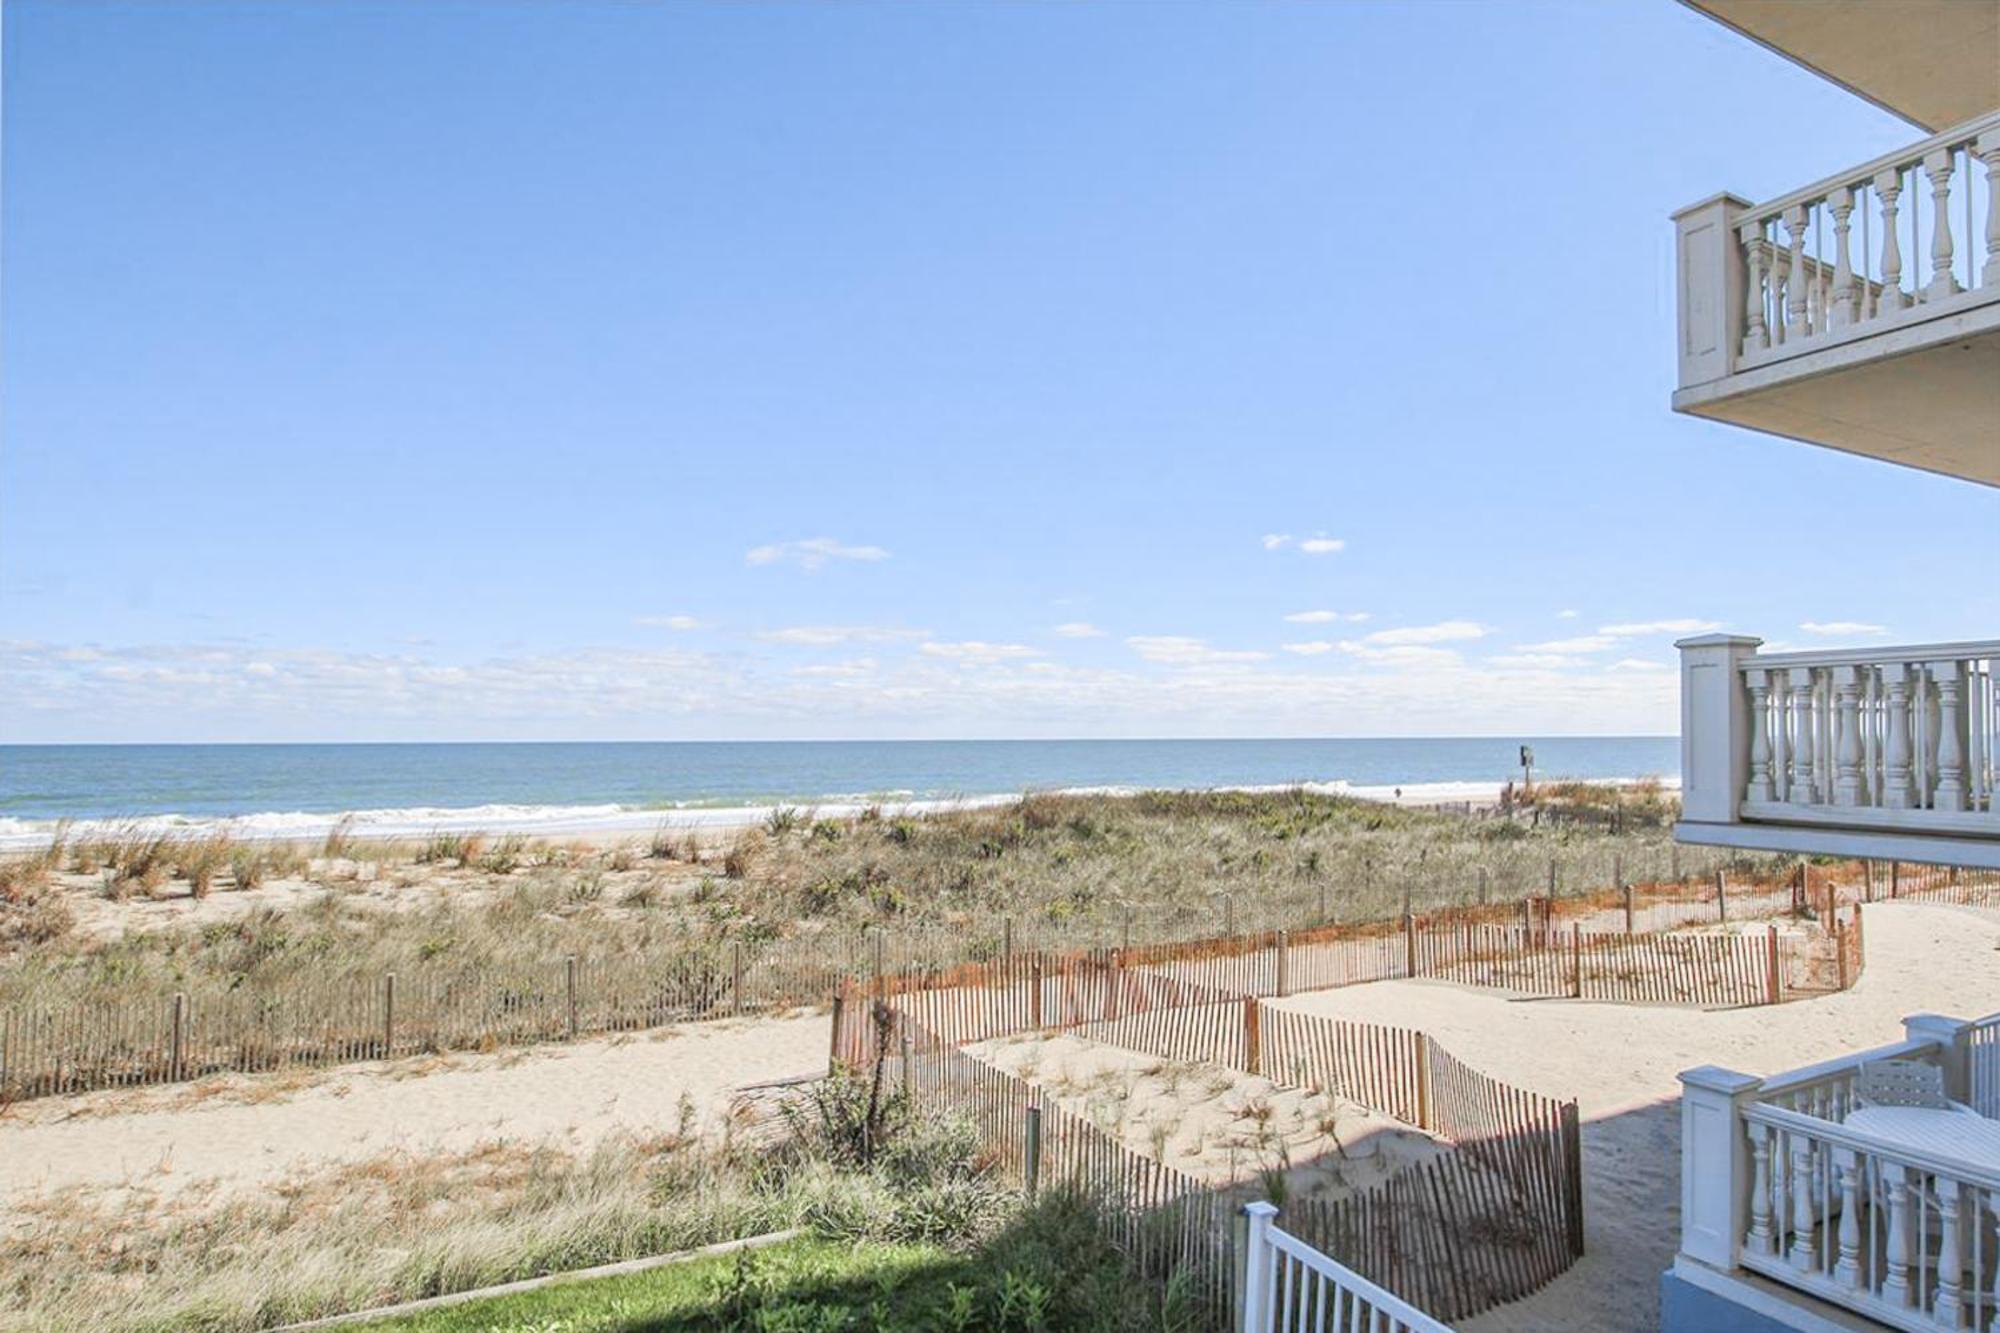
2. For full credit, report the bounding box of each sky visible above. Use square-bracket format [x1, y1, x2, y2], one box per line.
[3, 0, 1994, 744]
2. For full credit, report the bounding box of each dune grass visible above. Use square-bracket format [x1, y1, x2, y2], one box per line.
[0, 785, 1769, 1017]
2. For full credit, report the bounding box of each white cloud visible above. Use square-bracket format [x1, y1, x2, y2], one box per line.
[1337, 642, 1465, 668]
[1126, 636, 1271, 666]
[756, 625, 929, 647]
[1556, 609, 1580, 619]
[1261, 534, 1292, 551]
[1609, 658, 1671, 672]
[792, 657, 878, 679]
[1283, 610, 1369, 625]
[1799, 621, 1888, 637]
[1298, 536, 1346, 555]
[1485, 653, 1588, 670]
[920, 641, 1042, 664]
[1517, 635, 1617, 654]
[744, 537, 890, 572]
[0, 635, 1681, 741]
[635, 614, 702, 630]
[1353, 621, 1487, 646]
[1282, 641, 1335, 656]
[1052, 622, 1105, 638]
[1599, 619, 1721, 637]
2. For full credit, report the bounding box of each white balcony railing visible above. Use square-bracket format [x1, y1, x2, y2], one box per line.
[1678, 635, 2000, 862]
[1678, 1015, 2000, 1333]
[1239, 1202, 1453, 1333]
[1675, 112, 2000, 390]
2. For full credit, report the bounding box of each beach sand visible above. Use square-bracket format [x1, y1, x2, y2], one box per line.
[1273, 900, 2000, 1333]
[0, 1011, 830, 1209]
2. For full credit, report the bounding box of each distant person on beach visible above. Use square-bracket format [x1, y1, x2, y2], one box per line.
[1393, 787, 1402, 801]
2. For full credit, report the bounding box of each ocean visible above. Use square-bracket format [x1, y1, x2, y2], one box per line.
[0, 737, 1677, 848]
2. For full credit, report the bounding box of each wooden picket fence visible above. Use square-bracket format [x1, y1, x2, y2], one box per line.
[0, 854, 1896, 1104]
[838, 956, 1587, 1325]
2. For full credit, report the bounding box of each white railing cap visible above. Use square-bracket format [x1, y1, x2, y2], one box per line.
[1679, 1064, 1762, 1094]
[1670, 190, 1754, 222]
[1745, 639, 2000, 670]
[1242, 1200, 1278, 1219]
[1742, 106, 2000, 225]
[1675, 632, 1763, 651]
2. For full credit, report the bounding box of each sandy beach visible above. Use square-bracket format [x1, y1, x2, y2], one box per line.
[1274, 900, 2000, 1333]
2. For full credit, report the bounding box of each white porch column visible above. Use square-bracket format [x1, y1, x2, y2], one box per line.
[1905, 1012, 1973, 1103]
[1672, 193, 1751, 388]
[1680, 1064, 1764, 1271]
[1678, 634, 1763, 825]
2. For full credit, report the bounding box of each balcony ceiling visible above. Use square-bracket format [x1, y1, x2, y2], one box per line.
[1681, 0, 2000, 131]
[1678, 325, 2000, 487]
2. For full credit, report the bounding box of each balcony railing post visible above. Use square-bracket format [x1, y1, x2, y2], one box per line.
[1677, 634, 1764, 826]
[1678, 1064, 1763, 1272]
[1671, 194, 1751, 388]
[1904, 1012, 1973, 1103]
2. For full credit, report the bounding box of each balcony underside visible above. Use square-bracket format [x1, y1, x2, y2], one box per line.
[1677, 818, 2000, 871]
[1678, 0, 2000, 132]
[1672, 307, 2000, 487]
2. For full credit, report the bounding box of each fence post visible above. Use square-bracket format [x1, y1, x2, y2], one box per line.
[1571, 924, 1583, 998]
[1835, 915, 1848, 991]
[1274, 930, 1290, 998]
[1024, 1104, 1042, 1201]
[1030, 960, 1044, 1029]
[1623, 884, 1635, 936]
[731, 942, 745, 1015]
[1715, 868, 1728, 922]
[1242, 998, 1261, 1075]
[900, 1029, 913, 1101]
[1765, 925, 1782, 1004]
[1240, 1201, 1277, 1333]
[1232, 1208, 1252, 1333]
[828, 990, 845, 1074]
[1404, 912, 1418, 978]
[170, 992, 186, 1082]
[1891, 860, 1901, 899]
[1414, 1030, 1432, 1130]
[1401, 881, 1412, 919]
[566, 956, 579, 1039]
[1864, 860, 1876, 903]
[1520, 896, 1532, 937]
[383, 973, 396, 1057]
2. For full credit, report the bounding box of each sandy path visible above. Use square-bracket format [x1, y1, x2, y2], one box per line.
[1272, 901, 2000, 1333]
[0, 1012, 829, 1207]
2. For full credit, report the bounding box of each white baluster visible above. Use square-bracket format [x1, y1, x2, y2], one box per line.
[1923, 149, 1961, 302]
[1791, 671, 1820, 806]
[1937, 661, 1968, 813]
[1835, 666, 1865, 806]
[1883, 1164, 1915, 1306]
[1875, 168, 1909, 316]
[1790, 1135, 1817, 1270]
[1880, 664, 1912, 808]
[1833, 1153, 1863, 1287]
[1784, 206, 1811, 337]
[1980, 132, 2000, 290]
[1938, 1181, 1966, 1328]
[1741, 225, 1771, 354]
[1747, 670, 1776, 803]
[1924, 668, 1943, 808]
[1826, 187, 1857, 327]
[1748, 1125, 1776, 1255]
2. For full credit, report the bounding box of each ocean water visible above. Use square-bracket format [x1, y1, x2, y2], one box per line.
[0, 737, 1677, 847]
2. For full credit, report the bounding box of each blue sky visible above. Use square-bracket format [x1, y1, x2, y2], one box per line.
[4, 1, 1994, 743]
